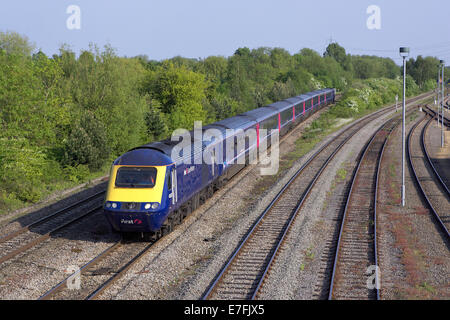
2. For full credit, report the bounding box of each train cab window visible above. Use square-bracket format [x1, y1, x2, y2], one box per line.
[115, 167, 157, 188]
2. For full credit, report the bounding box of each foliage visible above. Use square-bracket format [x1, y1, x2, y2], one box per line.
[63, 111, 110, 170]
[0, 138, 47, 202]
[0, 31, 35, 56]
[0, 31, 434, 212]
[144, 98, 169, 141]
[330, 78, 403, 118]
[145, 62, 207, 130]
[406, 56, 440, 88]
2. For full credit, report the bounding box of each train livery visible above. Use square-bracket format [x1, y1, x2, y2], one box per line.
[103, 88, 336, 237]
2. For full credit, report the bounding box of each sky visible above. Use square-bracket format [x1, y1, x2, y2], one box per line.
[1, 0, 450, 64]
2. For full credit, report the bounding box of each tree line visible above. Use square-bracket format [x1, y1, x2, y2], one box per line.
[0, 31, 444, 211]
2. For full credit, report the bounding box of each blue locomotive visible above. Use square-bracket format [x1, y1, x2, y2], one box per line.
[104, 88, 336, 237]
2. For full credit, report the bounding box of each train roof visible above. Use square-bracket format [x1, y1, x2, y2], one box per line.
[118, 88, 335, 165]
[138, 127, 230, 164]
[114, 147, 173, 166]
[266, 100, 294, 112]
[265, 88, 333, 113]
[283, 97, 304, 105]
[207, 115, 256, 131]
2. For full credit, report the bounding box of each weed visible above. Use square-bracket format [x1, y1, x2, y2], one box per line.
[336, 168, 347, 181]
[305, 247, 315, 260]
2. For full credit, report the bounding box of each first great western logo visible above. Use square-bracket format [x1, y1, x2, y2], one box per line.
[120, 219, 143, 225]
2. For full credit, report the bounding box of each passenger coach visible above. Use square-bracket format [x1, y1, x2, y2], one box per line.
[104, 88, 336, 238]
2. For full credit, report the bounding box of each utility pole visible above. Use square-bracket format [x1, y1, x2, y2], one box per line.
[400, 47, 409, 207]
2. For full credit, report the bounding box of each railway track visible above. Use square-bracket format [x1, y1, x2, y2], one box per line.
[0, 191, 105, 265]
[423, 105, 450, 127]
[202, 93, 431, 300]
[407, 115, 450, 238]
[0, 92, 432, 300]
[0, 96, 339, 268]
[39, 238, 153, 300]
[423, 116, 450, 192]
[328, 109, 410, 300]
[33, 93, 344, 300]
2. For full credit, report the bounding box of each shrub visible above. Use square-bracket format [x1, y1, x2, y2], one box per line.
[64, 112, 110, 170]
[0, 138, 46, 202]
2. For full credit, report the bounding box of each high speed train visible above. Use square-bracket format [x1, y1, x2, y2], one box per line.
[103, 88, 336, 238]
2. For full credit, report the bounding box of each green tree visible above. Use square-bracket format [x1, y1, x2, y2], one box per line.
[324, 42, 353, 73]
[0, 31, 35, 56]
[407, 56, 440, 88]
[145, 99, 169, 140]
[64, 111, 110, 170]
[149, 62, 207, 130]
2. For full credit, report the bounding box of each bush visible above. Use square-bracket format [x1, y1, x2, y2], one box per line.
[64, 112, 110, 170]
[0, 138, 46, 202]
[63, 164, 90, 184]
[330, 78, 409, 118]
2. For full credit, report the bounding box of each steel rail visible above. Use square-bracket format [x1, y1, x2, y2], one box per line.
[35, 91, 432, 301]
[202, 111, 388, 300]
[0, 205, 103, 265]
[328, 111, 408, 300]
[423, 105, 450, 127]
[328, 123, 381, 300]
[422, 117, 450, 195]
[202, 94, 431, 300]
[407, 117, 450, 238]
[39, 99, 340, 301]
[202, 123, 376, 299]
[38, 240, 122, 300]
[87, 242, 154, 300]
[39, 239, 154, 300]
[0, 190, 105, 245]
[249, 111, 377, 300]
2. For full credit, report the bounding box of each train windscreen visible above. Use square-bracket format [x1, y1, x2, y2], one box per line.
[115, 167, 157, 188]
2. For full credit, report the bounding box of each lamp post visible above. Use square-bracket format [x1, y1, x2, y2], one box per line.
[441, 60, 445, 148]
[400, 47, 409, 207]
[438, 67, 441, 126]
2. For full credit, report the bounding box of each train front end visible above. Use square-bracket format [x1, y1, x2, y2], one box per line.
[103, 148, 174, 233]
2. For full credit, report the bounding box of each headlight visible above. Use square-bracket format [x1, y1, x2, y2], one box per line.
[111, 203, 118, 209]
[144, 203, 151, 210]
[105, 202, 111, 208]
[151, 203, 159, 209]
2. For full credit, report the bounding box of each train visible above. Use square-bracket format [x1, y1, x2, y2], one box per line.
[103, 88, 336, 238]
